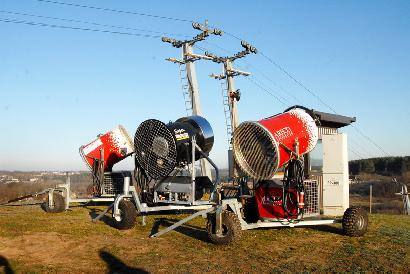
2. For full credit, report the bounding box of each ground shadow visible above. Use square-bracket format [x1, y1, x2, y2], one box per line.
[87, 206, 116, 227]
[0, 255, 14, 274]
[87, 205, 210, 242]
[150, 218, 210, 243]
[99, 250, 149, 274]
[307, 224, 345, 235]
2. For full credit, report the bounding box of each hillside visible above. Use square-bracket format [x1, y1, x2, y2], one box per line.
[0, 205, 409, 273]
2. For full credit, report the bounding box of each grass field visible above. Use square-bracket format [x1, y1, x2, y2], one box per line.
[0, 204, 409, 273]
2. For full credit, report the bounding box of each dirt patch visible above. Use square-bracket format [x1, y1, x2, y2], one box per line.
[0, 232, 70, 263]
[0, 231, 152, 272]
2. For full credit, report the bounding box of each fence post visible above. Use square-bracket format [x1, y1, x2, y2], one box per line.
[369, 184, 373, 214]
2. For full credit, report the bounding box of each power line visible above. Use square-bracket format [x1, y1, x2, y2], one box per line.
[349, 137, 376, 159]
[238, 61, 299, 106]
[349, 148, 364, 159]
[242, 59, 382, 158]
[0, 9, 189, 37]
[0, 17, 162, 38]
[349, 143, 371, 159]
[193, 44, 208, 53]
[203, 40, 232, 55]
[8, 2, 393, 156]
[259, 52, 391, 157]
[194, 45, 288, 106]
[34, 0, 373, 136]
[218, 32, 310, 102]
[350, 124, 391, 157]
[203, 40, 302, 105]
[200, 43, 374, 159]
[252, 51, 389, 157]
[248, 76, 292, 105]
[259, 52, 339, 113]
[243, 61, 303, 105]
[2, 14, 290, 111]
[247, 76, 287, 106]
[220, 29, 391, 157]
[35, 0, 193, 23]
[221, 30, 243, 42]
[197, 43, 293, 105]
[259, 49, 391, 156]
[10, 2, 318, 109]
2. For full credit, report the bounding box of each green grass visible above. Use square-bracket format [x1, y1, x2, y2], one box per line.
[0, 205, 409, 273]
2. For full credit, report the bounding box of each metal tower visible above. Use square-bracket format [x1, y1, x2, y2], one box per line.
[162, 21, 222, 179]
[207, 41, 257, 177]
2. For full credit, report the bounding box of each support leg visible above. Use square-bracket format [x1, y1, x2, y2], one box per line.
[92, 203, 114, 223]
[150, 207, 214, 238]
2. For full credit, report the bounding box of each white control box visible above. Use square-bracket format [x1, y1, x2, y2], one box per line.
[322, 133, 349, 216]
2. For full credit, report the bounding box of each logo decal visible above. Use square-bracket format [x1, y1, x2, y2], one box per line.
[274, 127, 293, 141]
[174, 128, 189, 141]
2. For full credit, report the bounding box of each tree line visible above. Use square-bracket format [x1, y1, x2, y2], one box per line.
[349, 156, 410, 176]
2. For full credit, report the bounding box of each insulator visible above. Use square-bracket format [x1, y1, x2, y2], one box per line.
[249, 46, 258, 54]
[213, 29, 223, 36]
[241, 40, 249, 48]
[192, 22, 201, 30]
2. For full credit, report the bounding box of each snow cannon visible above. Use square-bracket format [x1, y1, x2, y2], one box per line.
[80, 125, 134, 172]
[134, 115, 214, 179]
[232, 107, 319, 180]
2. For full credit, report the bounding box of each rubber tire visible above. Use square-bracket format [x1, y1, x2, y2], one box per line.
[112, 200, 137, 230]
[42, 192, 65, 213]
[342, 206, 368, 237]
[206, 211, 242, 245]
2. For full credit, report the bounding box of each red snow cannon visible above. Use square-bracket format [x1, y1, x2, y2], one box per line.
[232, 107, 318, 180]
[80, 125, 134, 172]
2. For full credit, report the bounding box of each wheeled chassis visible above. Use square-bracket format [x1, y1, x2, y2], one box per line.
[43, 139, 344, 241]
[92, 137, 343, 239]
[106, 183, 340, 238]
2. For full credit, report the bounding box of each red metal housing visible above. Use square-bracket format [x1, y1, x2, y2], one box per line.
[233, 108, 318, 180]
[80, 125, 134, 172]
[255, 182, 298, 220]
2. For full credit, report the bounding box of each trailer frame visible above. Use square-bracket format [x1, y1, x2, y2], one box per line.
[44, 176, 115, 211]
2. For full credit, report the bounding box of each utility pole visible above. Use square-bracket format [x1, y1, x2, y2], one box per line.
[162, 20, 222, 179]
[207, 41, 257, 177]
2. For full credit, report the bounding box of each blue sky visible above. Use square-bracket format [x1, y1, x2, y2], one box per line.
[0, 0, 409, 171]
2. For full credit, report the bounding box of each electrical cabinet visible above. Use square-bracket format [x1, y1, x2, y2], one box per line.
[322, 133, 349, 216]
